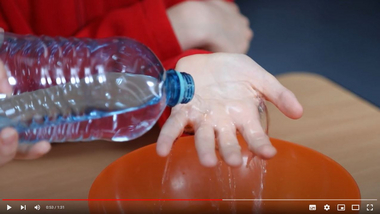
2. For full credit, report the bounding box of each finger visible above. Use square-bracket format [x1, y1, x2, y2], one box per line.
[0, 128, 18, 166]
[258, 72, 303, 119]
[242, 16, 250, 27]
[247, 29, 254, 40]
[216, 125, 243, 167]
[0, 60, 12, 95]
[156, 110, 187, 157]
[15, 140, 51, 160]
[194, 124, 217, 167]
[238, 119, 276, 160]
[266, 84, 303, 119]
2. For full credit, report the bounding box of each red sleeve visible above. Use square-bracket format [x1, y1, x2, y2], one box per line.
[0, 0, 182, 62]
[0, 13, 9, 32]
[75, 0, 182, 61]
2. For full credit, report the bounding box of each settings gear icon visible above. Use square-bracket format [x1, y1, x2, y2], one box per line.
[324, 204, 330, 211]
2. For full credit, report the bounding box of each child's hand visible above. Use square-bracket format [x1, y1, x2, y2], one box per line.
[0, 60, 51, 167]
[157, 53, 303, 167]
[167, 1, 253, 53]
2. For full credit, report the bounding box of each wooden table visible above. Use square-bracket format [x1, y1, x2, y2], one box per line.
[266, 73, 380, 214]
[0, 72, 379, 213]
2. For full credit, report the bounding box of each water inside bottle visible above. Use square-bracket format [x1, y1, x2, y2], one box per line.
[0, 72, 163, 139]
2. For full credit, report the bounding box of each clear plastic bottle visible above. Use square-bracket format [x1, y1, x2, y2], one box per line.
[0, 32, 195, 143]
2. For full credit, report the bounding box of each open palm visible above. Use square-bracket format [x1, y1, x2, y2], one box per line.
[157, 53, 303, 167]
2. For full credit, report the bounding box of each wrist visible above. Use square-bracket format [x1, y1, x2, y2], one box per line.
[167, 1, 210, 51]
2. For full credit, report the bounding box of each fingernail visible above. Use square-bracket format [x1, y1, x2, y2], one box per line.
[38, 142, 51, 155]
[156, 144, 169, 157]
[258, 144, 277, 159]
[1, 130, 16, 145]
[226, 151, 242, 167]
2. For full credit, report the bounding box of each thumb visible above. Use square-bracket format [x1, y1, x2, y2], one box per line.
[15, 141, 51, 160]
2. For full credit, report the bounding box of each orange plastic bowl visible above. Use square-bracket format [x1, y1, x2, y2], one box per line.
[88, 136, 360, 214]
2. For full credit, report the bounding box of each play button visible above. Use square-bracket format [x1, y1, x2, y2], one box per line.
[6, 205, 11, 211]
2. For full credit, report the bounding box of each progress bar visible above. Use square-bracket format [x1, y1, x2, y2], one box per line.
[222, 199, 378, 202]
[2, 199, 377, 202]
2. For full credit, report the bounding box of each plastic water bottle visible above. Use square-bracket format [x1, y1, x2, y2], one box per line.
[0, 32, 195, 143]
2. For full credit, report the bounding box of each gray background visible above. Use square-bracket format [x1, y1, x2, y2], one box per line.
[236, 0, 380, 107]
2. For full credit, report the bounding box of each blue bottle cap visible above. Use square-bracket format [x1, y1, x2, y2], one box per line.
[165, 69, 195, 107]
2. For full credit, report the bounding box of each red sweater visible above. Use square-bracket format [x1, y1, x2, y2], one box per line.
[0, 0, 185, 59]
[0, 0, 217, 132]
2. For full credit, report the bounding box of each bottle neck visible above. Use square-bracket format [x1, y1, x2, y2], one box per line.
[164, 69, 195, 107]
